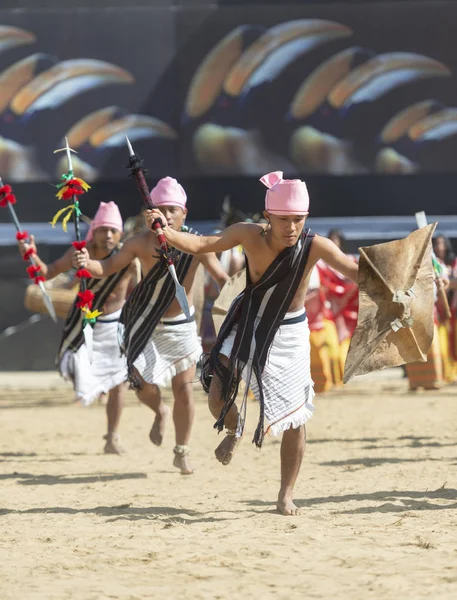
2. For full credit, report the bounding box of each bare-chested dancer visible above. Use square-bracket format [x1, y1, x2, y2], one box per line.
[145, 171, 358, 513]
[73, 177, 229, 474]
[18, 201, 138, 454]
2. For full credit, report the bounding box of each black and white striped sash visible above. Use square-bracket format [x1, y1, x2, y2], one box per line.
[201, 228, 315, 447]
[119, 237, 196, 387]
[56, 248, 129, 364]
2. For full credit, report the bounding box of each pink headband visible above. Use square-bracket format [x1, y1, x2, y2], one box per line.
[260, 171, 309, 215]
[149, 176, 187, 210]
[86, 201, 123, 241]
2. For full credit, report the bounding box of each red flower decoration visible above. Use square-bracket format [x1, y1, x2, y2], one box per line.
[76, 289, 95, 309]
[23, 248, 35, 260]
[16, 231, 29, 241]
[0, 184, 16, 207]
[26, 265, 41, 278]
[34, 276, 45, 284]
[72, 241, 87, 251]
[61, 188, 82, 200]
[59, 180, 86, 200]
[0, 193, 16, 207]
[76, 268, 92, 279]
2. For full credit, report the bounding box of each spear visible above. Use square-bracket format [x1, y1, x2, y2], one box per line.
[53, 138, 95, 358]
[415, 211, 452, 320]
[125, 135, 191, 320]
[0, 176, 57, 323]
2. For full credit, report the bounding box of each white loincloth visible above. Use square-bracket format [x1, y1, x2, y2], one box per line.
[220, 307, 315, 436]
[60, 308, 127, 406]
[132, 306, 202, 388]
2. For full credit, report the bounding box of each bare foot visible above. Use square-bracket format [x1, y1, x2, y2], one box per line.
[173, 452, 195, 475]
[214, 434, 241, 466]
[277, 495, 300, 516]
[103, 433, 125, 455]
[149, 405, 170, 446]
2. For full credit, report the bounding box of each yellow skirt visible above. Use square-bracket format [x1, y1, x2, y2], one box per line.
[322, 319, 344, 386]
[339, 337, 351, 378]
[309, 329, 333, 393]
[438, 322, 457, 383]
[452, 318, 457, 379]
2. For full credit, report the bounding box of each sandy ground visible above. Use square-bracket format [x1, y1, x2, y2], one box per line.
[0, 369, 457, 600]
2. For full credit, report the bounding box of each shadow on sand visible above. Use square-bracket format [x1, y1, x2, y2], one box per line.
[0, 502, 257, 525]
[0, 471, 148, 485]
[243, 487, 457, 515]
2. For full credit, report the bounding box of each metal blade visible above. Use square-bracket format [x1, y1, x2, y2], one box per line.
[415, 211, 428, 228]
[83, 323, 94, 363]
[37, 280, 58, 323]
[167, 263, 191, 320]
[0, 314, 42, 340]
[125, 134, 135, 157]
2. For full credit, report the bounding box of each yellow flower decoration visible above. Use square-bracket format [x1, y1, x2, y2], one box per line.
[82, 308, 104, 319]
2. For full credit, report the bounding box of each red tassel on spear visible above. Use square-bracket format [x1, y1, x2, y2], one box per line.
[0, 178, 57, 322]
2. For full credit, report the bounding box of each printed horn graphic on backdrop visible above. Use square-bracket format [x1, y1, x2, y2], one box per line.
[0, 24, 35, 53]
[56, 109, 178, 181]
[1, 15, 457, 179]
[185, 19, 354, 174]
[181, 20, 456, 175]
[0, 24, 176, 182]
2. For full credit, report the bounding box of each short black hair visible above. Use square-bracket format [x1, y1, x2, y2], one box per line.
[433, 234, 456, 266]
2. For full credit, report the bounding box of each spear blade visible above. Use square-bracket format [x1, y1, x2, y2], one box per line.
[167, 263, 192, 321]
[37, 279, 58, 323]
[415, 210, 451, 320]
[415, 211, 428, 229]
[126, 134, 135, 158]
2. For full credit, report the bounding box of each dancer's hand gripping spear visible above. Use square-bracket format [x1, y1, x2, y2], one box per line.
[125, 135, 191, 320]
[0, 177, 57, 323]
[53, 138, 98, 358]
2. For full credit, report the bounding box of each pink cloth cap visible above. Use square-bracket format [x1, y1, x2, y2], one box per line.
[86, 201, 123, 241]
[149, 176, 187, 210]
[260, 170, 309, 215]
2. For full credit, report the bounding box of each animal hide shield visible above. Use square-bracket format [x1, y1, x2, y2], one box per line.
[343, 223, 437, 383]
